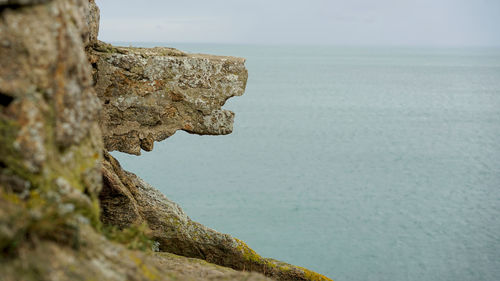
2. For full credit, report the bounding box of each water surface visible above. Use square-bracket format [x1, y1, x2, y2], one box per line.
[112, 44, 500, 281]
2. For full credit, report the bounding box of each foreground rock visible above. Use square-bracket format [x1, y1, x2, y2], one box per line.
[0, 0, 102, 224]
[0, 194, 271, 281]
[88, 42, 248, 155]
[101, 151, 332, 281]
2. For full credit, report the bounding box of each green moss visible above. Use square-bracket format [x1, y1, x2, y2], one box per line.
[0, 190, 82, 256]
[0, 106, 101, 230]
[0, 118, 39, 186]
[87, 195, 102, 229]
[93, 42, 120, 54]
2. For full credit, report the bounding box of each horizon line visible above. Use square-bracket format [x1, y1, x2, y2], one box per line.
[105, 40, 500, 49]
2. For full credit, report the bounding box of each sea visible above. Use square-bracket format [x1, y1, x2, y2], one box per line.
[111, 44, 500, 281]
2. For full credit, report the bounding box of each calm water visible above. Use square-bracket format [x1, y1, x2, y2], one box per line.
[112, 44, 500, 281]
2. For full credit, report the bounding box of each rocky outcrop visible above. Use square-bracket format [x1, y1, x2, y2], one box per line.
[89, 42, 248, 155]
[85, 4, 330, 278]
[0, 0, 333, 281]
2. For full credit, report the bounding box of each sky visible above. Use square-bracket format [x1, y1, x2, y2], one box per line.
[97, 0, 500, 46]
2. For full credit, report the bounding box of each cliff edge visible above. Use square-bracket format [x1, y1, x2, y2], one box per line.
[0, 1, 333, 280]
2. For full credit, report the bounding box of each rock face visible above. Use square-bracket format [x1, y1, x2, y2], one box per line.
[0, 0, 102, 224]
[0, 0, 333, 281]
[89, 42, 248, 155]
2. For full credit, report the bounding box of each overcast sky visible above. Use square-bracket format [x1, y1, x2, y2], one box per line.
[97, 0, 500, 46]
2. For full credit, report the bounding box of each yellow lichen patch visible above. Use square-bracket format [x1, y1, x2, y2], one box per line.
[235, 238, 264, 264]
[280, 265, 291, 271]
[299, 266, 333, 281]
[0, 190, 22, 204]
[129, 253, 160, 280]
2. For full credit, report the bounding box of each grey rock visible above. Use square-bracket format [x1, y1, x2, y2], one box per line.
[89, 42, 248, 155]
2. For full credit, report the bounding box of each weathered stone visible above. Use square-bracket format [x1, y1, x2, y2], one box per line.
[0, 0, 101, 147]
[89, 42, 248, 155]
[0, 0, 102, 219]
[101, 151, 332, 281]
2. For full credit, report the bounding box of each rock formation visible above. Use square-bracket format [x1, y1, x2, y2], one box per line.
[0, 0, 333, 280]
[89, 42, 247, 155]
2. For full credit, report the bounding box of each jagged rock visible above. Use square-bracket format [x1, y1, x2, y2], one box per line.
[89, 42, 248, 155]
[101, 151, 332, 281]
